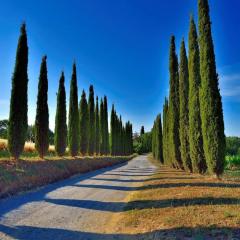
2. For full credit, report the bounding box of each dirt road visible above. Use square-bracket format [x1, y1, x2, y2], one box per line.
[0, 155, 156, 240]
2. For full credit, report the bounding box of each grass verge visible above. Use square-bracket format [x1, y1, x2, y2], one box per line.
[0, 154, 136, 199]
[112, 156, 240, 239]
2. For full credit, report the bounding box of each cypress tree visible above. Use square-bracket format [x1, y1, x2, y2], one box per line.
[188, 16, 207, 173]
[179, 40, 192, 172]
[95, 96, 100, 155]
[8, 23, 29, 161]
[119, 116, 123, 155]
[79, 90, 89, 155]
[156, 114, 164, 163]
[152, 121, 156, 159]
[35, 56, 49, 158]
[125, 121, 133, 155]
[129, 123, 133, 154]
[163, 98, 169, 165]
[54, 72, 67, 156]
[110, 104, 116, 155]
[99, 98, 105, 155]
[68, 62, 79, 157]
[198, 0, 225, 176]
[140, 126, 145, 136]
[88, 85, 95, 155]
[168, 36, 182, 169]
[115, 114, 120, 155]
[104, 96, 109, 155]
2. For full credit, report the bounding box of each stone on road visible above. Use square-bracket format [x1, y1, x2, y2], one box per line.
[0, 155, 156, 240]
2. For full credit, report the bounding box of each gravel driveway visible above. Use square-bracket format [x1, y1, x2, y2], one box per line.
[0, 155, 157, 240]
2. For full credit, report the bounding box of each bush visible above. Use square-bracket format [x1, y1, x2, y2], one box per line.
[225, 155, 240, 170]
[133, 132, 152, 154]
[226, 137, 240, 155]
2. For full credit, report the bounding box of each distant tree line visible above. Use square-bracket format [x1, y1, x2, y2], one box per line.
[6, 24, 133, 161]
[133, 127, 152, 154]
[152, 0, 225, 177]
[0, 120, 54, 145]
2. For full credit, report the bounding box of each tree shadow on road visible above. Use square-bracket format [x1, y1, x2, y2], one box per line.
[90, 176, 196, 183]
[71, 181, 240, 191]
[45, 197, 240, 212]
[0, 224, 239, 240]
[0, 162, 128, 218]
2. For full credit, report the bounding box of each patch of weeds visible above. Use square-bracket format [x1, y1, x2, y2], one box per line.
[224, 211, 236, 218]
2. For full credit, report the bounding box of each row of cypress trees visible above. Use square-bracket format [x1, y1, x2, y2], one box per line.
[110, 105, 133, 156]
[154, 0, 225, 177]
[7, 24, 133, 161]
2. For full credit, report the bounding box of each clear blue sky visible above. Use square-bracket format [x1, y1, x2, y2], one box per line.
[0, 0, 239, 136]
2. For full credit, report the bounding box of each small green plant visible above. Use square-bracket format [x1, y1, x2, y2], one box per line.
[225, 155, 240, 170]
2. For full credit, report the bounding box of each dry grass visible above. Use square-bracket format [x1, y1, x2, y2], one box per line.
[0, 138, 55, 153]
[112, 157, 240, 238]
[0, 154, 136, 199]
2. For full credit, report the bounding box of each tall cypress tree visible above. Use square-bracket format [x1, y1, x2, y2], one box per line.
[35, 56, 49, 158]
[88, 85, 95, 155]
[115, 114, 120, 155]
[68, 62, 79, 157]
[168, 36, 182, 169]
[79, 90, 89, 155]
[188, 16, 207, 174]
[8, 23, 29, 161]
[152, 115, 163, 163]
[110, 104, 116, 155]
[140, 126, 145, 136]
[54, 72, 67, 156]
[129, 123, 133, 154]
[119, 116, 123, 155]
[198, 0, 225, 177]
[125, 121, 133, 155]
[179, 40, 192, 172]
[95, 96, 100, 155]
[163, 98, 169, 165]
[99, 98, 105, 155]
[152, 121, 156, 159]
[104, 96, 109, 155]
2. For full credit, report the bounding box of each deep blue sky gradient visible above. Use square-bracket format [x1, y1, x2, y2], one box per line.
[0, 0, 239, 136]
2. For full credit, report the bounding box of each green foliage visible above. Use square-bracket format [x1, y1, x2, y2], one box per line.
[125, 121, 133, 155]
[188, 16, 207, 174]
[162, 98, 169, 165]
[35, 56, 49, 158]
[68, 63, 79, 156]
[0, 120, 8, 139]
[134, 132, 152, 154]
[111, 105, 133, 156]
[95, 97, 100, 155]
[226, 137, 240, 156]
[140, 126, 145, 136]
[54, 72, 67, 156]
[198, 0, 225, 176]
[99, 98, 104, 155]
[179, 40, 192, 172]
[88, 85, 95, 155]
[110, 104, 117, 155]
[152, 114, 163, 163]
[8, 23, 29, 160]
[168, 36, 182, 169]
[104, 96, 110, 155]
[225, 155, 240, 170]
[79, 90, 89, 155]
